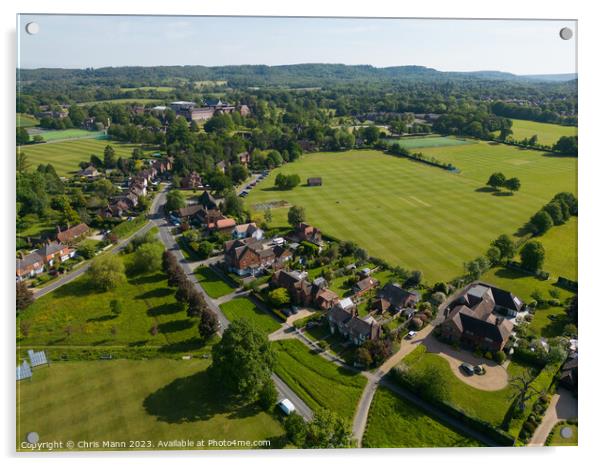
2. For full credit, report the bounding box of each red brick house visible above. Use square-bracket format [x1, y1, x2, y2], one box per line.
[17, 241, 74, 281]
[353, 277, 380, 297]
[181, 171, 202, 189]
[224, 238, 284, 276]
[270, 270, 339, 310]
[56, 223, 90, 245]
[287, 222, 322, 246]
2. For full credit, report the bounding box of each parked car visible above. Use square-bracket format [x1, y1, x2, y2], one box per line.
[474, 365, 485, 375]
[460, 362, 475, 375]
[406, 330, 417, 340]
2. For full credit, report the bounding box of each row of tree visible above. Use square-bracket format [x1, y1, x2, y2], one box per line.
[527, 192, 577, 236]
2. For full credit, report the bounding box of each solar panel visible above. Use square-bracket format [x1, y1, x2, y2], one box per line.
[17, 361, 32, 381]
[27, 349, 48, 367]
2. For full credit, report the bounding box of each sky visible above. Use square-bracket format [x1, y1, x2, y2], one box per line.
[17, 15, 577, 75]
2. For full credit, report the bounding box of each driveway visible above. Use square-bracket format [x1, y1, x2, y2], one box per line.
[529, 387, 578, 446]
[421, 334, 509, 391]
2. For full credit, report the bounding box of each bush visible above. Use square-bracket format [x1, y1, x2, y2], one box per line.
[409, 317, 423, 330]
[484, 351, 493, 360]
[258, 381, 279, 410]
[494, 351, 506, 364]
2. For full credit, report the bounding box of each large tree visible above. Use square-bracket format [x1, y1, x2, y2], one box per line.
[165, 189, 186, 213]
[16, 281, 34, 312]
[133, 242, 163, 274]
[210, 319, 274, 402]
[529, 210, 554, 235]
[491, 234, 516, 260]
[88, 254, 126, 291]
[520, 241, 545, 272]
[199, 308, 220, 339]
[304, 409, 352, 449]
[287, 205, 306, 227]
[486, 172, 506, 190]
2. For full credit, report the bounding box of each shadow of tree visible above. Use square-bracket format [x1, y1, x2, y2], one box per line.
[129, 273, 165, 286]
[158, 319, 194, 333]
[143, 370, 259, 423]
[136, 288, 173, 300]
[87, 314, 116, 323]
[475, 186, 497, 193]
[147, 302, 182, 317]
[493, 191, 513, 197]
[159, 337, 206, 353]
[128, 339, 150, 347]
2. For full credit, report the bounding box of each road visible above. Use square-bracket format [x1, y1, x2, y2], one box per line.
[33, 186, 167, 299]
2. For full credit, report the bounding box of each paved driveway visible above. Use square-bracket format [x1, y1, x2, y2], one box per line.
[422, 334, 509, 391]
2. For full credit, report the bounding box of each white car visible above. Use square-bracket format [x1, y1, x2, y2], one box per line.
[406, 330, 417, 339]
[277, 398, 296, 416]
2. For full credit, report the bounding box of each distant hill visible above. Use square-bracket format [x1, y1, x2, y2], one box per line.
[520, 73, 578, 82]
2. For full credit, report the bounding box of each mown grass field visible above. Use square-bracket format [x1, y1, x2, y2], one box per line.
[508, 119, 577, 147]
[16, 359, 285, 451]
[381, 135, 475, 149]
[399, 345, 533, 427]
[195, 266, 236, 299]
[27, 128, 105, 142]
[17, 113, 39, 128]
[536, 217, 577, 281]
[271, 339, 367, 421]
[17, 139, 148, 176]
[246, 144, 576, 282]
[219, 298, 281, 335]
[17, 252, 204, 353]
[362, 387, 482, 448]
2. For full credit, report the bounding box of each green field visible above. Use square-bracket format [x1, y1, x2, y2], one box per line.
[536, 217, 577, 281]
[508, 119, 577, 147]
[381, 135, 475, 149]
[17, 113, 39, 128]
[246, 144, 576, 282]
[362, 387, 481, 448]
[17, 139, 148, 176]
[399, 345, 532, 427]
[272, 339, 367, 421]
[195, 267, 236, 299]
[120, 86, 175, 93]
[16, 359, 285, 451]
[219, 298, 281, 335]
[17, 252, 204, 353]
[27, 128, 106, 142]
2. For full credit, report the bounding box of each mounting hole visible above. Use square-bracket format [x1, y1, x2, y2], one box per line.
[26, 431, 40, 444]
[25, 22, 40, 35]
[559, 27, 573, 40]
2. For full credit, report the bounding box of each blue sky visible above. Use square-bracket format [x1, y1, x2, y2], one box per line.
[17, 15, 576, 74]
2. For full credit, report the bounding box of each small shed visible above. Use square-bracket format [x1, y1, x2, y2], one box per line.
[307, 177, 322, 186]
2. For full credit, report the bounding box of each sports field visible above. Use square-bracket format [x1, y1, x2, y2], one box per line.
[535, 216, 577, 281]
[17, 139, 147, 176]
[27, 128, 105, 142]
[508, 119, 577, 146]
[16, 359, 285, 451]
[381, 135, 475, 149]
[246, 144, 576, 282]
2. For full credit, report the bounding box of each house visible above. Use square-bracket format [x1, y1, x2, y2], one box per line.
[287, 222, 322, 246]
[270, 270, 337, 309]
[77, 165, 99, 179]
[224, 238, 279, 276]
[237, 151, 251, 166]
[307, 177, 322, 187]
[129, 183, 147, 198]
[176, 204, 205, 221]
[438, 283, 518, 352]
[232, 223, 264, 240]
[17, 241, 74, 280]
[327, 300, 381, 346]
[181, 171, 203, 189]
[376, 283, 419, 312]
[237, 104, 251, 117]
[353, 277, 380, 296]
[104, 199, 129, 218]
[559, 353, 578, 393]
[209, 218, 237, 234]
[199, 191, 220, 210]
[56, 223, 90, 245]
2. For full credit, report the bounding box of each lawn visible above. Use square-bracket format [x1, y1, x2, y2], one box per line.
[16, 359, 285, 451]
[17, 251, 204, 354]
[246, 145, 576, 282]
[547, 421, 578, 446]
[536, 217, 577, 281]
[399, 345, 533, 427]
[219, 298, 281, 335]
[17, 113, 39, 128]
[507, 119, 577, 147]
[271, 339, 367, 421]
[362, 387, 482, 448]
[381, 135, 476, 149]
[17, 139, 151, 176]
[27, 128, 105, 142]
[530, 306, 572, 338]
[195, 266, 236, 299]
